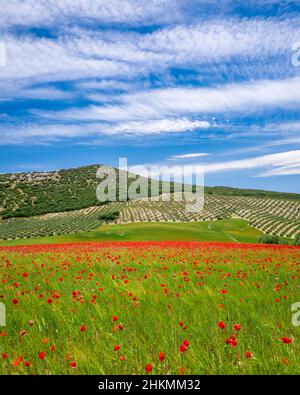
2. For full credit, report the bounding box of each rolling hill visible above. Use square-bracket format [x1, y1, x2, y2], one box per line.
[0, 164, 299, 242]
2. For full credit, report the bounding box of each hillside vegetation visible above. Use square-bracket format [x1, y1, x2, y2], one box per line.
[1, 164, 299, 219]
[0, 165, 299, 241]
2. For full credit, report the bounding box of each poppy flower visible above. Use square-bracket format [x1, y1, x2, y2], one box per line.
[0, 330, 6, 337]
[179, 344, 187, 353]
[220, 289, 227, 294]
[280, 337, 292, 344]
[28, 320, 34, 327]
[25, 361, 31, 367]
[145, 364, 153, 372]
[13, 355, 22, 366]
[112, 315, 118, 322]
[2, 352, 7, 360]
[80, 324, 86, 332]
[50, 345, 55, 352]
[12, 298, 18, 305]
[38, 351, 46, 359]
[158, 352, 165, 362]
[119, 355, 126, 361]
[218, 321, 226, 329]
[46, 298, 53, 304]
[70, 361, 77, 368]
[114, 345, 120, 352]
[245, 351, 252, 358]
[183, 338, 189, 347]
[234, 324, 241, 331]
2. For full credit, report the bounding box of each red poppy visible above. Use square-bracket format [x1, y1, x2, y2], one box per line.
[218, 321, 226, 329]
[12, 298, 18, 305]
[234, 324, 241, 331]
[158, 352, 165, 362]
[25, 361, 31, 367]
[50, 345, 55, 352]
[38, 351, 46, 359]
[220, 289, 228, 294]
[2, 352, 7, 360]
[183, 338, 189, 346]
[112, 315, 118, 322]
[179, 344, 187, 353]
[80, 324, 86, 332]
[70, 361, 77, 368]
[280, 337, 292, 344]
[46, 298, 53, 304]
[114, 344, 120, 351]
[245, 351, 252, 358]
[145, 363, 153, 372]
[119, 355, 126, 361]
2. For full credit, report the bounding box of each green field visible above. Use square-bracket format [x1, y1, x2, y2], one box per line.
[0, 219, 263, 246]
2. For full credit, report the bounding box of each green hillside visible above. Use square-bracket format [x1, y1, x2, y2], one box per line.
[1, 164, 299, 220]
[0, 164, 299, 243]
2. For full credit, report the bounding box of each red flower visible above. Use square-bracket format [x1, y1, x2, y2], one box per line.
[2, 352, 7, 360]
[25, 361, 31, 367]
[245, 351, 252, 359]
[183, 338, 189, 346]
[158, 352, 165, 362]
[234, 324, 241, 331]
[38, 351, 46, 359]
[80, 324, 86, 332]
[70, 361, 77, 368]
[46, 298, 52, 304]
[112, 315, 118, 322]
[218, 321, 226, 329]
[50, 345, 55, 352]
[179, 344, 188, 353]
[280, 337, 292, 344]
[220, 289, 228, 294]
[1, 330, 6, 337]
[145, 364, 153, 373]
[119, 355, 126, 361]
[28, 320, 34, 327]
[114, 344, 120, 352]
[22, 272, 28, 278]
[12, 298, 18, 305]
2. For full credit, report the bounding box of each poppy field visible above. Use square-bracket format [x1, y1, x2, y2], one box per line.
[0, 241, 299, 375]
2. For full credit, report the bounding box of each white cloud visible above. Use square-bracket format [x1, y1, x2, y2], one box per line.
[0, 118, 210, 144]
[203, 150, 300, 174]
[105, 118, 210, 135]
[169, 153, 209, 159]
[0, 0, 179, 28]
[130, 150, 300, 178]
[42, 77, 300, 122]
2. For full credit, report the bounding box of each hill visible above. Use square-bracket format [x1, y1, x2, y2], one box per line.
[0, 164, 299, 241]
[1, 164, 299, 220]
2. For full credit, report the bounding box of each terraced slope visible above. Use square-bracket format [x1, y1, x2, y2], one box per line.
[0, 194, 299, 240]
[1, 164, 299, 220]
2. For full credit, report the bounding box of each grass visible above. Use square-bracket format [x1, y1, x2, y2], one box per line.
[0, 219, 263, 246]
[0, 242, 299, 374]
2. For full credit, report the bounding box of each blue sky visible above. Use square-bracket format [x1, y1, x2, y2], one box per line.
[0, 0, 300, 192]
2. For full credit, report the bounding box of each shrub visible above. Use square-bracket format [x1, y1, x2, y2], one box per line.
[258, 235, 281, 245]
[99, 211, 120, 221]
